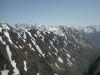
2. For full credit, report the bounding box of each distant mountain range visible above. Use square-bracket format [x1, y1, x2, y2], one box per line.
[81, 25, 100, 33]
[72, 25, 100, 33]
[0, 23, 100, 75]
[76, 25, 100, 50]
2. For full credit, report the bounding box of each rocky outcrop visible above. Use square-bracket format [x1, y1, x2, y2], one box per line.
[0, 23, 99, 75]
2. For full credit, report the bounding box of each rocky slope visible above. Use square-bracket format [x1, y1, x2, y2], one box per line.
[0, 23, 99, 75]
[78, 25, 100, 50]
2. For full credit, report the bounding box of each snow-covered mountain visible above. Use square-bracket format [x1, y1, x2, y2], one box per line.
[0, 23, 99, 75]
[79, 25, 100, 33]
[76, 25, 100, 50]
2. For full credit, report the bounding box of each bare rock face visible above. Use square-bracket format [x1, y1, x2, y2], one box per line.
[0, 23, 99, 75]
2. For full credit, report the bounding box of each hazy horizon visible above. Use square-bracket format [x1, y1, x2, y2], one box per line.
[0, 0, 100, 26]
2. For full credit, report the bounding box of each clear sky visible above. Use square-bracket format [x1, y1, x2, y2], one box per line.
[0, 0, 100, 26]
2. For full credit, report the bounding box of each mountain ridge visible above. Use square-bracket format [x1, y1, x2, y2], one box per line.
[0, 23, 99, 75]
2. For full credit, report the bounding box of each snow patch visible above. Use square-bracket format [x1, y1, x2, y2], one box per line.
[37, 31, 45, 42]
[0, 36, 6, 44]
[25, 52, 27, 54]
[55, 63, 60, 69]
[1, 23, 10, 30]
[48, 46, 51, 49]
[83, 27, 94, 33]
[64, 41, 67, 46]
[1, 64, 9, 75]
[48, 27, 58, 31]
[4, 31, 13, 44]
[23, 32, 27, 39]
[24, 61, 27, 71]
[0, 27, 2, 32]
[67, 54, 71, 58]
[6, 45, 20, 75]
[58, 57, 63, 63]
[16, 41, 18, 43]
[43, 32, 46, 35]
[19, 45, 22, 49]
[31, 39, 45, 57]
[67, 58, 72, 66]
[28, 43, 35, 51]
[48, 27, 65, 36]
[49, 40, 58, 52]
[55, 53, 57, 56]
[48, 52, 52, 56]
[34, 34, 38, 37]
[60, 48, 63, 52]
[15, 45, 18, 48]
[72, 58, 75, 61]
[65, 35, 67, 40]
[26, 30, 35, 41]
[1, 70, 9, 75]
[37, 73, 39, 75]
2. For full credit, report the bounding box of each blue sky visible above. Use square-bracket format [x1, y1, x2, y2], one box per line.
[0, 0, 100, 26]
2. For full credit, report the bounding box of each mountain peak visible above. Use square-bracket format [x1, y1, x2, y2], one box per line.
[0, 23, 10, 30]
